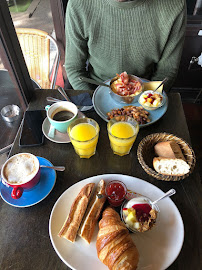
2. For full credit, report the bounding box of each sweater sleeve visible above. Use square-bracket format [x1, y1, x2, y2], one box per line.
[65, 1, 93, 90]
[151, 4, 187, 91]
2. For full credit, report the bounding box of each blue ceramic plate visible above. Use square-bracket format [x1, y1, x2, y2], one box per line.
[0, 156, 56, 208]
[92, 79, 168, 127]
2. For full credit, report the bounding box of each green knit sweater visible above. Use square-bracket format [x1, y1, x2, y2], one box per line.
[65, 0, 186, 91]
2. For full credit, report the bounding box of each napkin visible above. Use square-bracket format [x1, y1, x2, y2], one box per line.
[68, 92, 94, 111]
[143, 81, 163, 93]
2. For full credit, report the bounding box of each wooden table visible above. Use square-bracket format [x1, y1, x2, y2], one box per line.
[0, 89, 201, 270]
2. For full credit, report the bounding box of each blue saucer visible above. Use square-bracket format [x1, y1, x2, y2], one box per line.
[0, 156, 56, 208]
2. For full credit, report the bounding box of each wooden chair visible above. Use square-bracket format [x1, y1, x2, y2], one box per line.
[16, 28, 60, 89]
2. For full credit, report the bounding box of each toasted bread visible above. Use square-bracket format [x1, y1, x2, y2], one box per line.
[78, 179, 106, 244]
[58, 183, 95, 243]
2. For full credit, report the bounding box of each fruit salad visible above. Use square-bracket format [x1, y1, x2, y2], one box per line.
[139, 91, 163, 110]
[122, 197, 158, 232]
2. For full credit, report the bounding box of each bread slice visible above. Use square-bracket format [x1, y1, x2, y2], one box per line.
[78, 179, 106, 244]
[154, 141, 186, 161]
[58, 183, 95, 243]
[153, 157, 190, 176]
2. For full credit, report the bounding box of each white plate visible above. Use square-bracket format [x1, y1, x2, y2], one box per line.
[42, 111, 85, 143]
[49, 174, 184, 270]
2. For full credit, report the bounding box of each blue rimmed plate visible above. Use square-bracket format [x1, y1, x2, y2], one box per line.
[0, 156, 56, 208]
[92, 79, 168, 128]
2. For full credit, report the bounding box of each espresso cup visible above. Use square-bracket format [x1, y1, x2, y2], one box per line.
[45, 101, 78, 133]
[1, 153, 41, 199]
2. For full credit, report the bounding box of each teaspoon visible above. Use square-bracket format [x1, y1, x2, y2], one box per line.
[153, 77, 168, 92]
[150, 188, 176, 207]
[46, 97, 93, 111]
[97, 188, 176, 204]
[57, 86, 70, 101]
[40, 165, 65, 171]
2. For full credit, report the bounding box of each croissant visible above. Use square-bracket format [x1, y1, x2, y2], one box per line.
[96, 207, 139, 270]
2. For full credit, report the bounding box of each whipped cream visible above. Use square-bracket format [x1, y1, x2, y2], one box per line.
[125, 196, 149, 208]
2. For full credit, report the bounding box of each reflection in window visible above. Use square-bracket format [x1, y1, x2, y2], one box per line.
[8, 0, 54, 34]
[0, 38, 23, 154]
[187, 0, 202, 15]
[6, 0, 63, 89]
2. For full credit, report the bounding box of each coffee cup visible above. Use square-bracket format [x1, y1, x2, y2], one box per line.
[1, 153, 41, 199]
[45, 101, 78, 133]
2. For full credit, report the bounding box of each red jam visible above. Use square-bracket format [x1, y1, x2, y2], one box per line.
[132, 203, 152, 222]
[106, 181, 127, 207]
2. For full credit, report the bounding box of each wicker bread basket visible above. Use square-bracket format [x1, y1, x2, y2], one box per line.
[137, 133, 196, 181]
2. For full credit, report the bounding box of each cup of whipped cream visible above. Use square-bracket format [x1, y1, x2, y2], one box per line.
[121, 196, 159, 233]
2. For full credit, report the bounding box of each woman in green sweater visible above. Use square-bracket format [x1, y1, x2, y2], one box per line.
[65, 0, 186, 91]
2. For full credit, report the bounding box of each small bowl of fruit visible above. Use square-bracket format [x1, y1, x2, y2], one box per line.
[121, 196, 159, 233]
[138, 90, 164, 111]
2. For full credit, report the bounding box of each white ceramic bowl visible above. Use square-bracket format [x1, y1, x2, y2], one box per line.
[138, 90, 164, 111]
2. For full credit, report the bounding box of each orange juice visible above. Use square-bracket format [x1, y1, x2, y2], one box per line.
[70, 123, 96, 141]
[108, 120, 139, 156]
[110, 122, 135, 138]
[68, 119, 99, 158]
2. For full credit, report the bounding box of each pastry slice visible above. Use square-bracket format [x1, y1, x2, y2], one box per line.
[58, 183, 95, 243]
[78, 179, 106, 244]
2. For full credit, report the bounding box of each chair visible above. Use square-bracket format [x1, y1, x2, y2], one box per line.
[16, 28, 60, 89]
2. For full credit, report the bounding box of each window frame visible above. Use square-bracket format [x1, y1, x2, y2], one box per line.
[0, 0, 34, 111]
[50, 0, 67, 82]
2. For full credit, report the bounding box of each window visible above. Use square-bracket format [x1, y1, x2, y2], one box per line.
[187, 0, 202, 15]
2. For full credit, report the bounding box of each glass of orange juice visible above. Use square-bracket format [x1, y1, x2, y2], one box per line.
[107, 116, 139, 156]
[68, 118, 99, 158]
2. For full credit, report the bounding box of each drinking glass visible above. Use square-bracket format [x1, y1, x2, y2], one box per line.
[107, 116, 139, 156]
[68, 118, 99, 158]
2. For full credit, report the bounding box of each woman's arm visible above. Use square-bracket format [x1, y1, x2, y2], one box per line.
[65, 1, 93, 90]
[151, 3, 187, 91]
